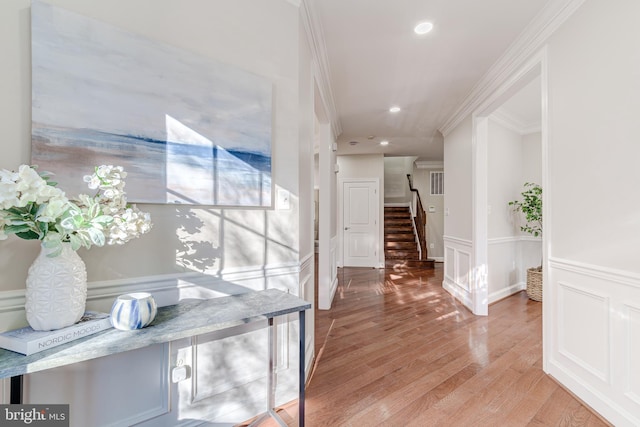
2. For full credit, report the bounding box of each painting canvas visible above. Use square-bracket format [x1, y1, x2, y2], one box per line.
[31, 1, 272, 206]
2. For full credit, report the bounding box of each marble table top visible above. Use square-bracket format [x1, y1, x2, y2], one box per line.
[0, 288, 311, 378]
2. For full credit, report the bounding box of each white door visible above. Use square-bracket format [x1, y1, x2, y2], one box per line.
[343, 180, 379, 267]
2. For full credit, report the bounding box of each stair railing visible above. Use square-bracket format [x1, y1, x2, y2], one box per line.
[407, 174, 428, 260]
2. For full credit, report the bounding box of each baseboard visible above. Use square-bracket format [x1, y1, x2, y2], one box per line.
[548, 359, 639, 427]
[442, 278, 472, 312]
[489, 282, 525, 304]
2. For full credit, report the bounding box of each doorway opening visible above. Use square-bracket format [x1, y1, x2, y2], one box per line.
[471, 49, 548, 316]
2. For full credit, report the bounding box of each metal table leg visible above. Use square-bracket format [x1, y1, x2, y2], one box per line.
[10, 375, 23, 404]
[249, 311, 305, 427]
[250, 317, 287, 427]
[298, 309, 305, 427]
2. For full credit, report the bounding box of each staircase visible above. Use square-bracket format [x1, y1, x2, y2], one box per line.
[384, 207, 434, 268]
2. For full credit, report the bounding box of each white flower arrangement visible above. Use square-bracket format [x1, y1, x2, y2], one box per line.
[0, 164, 152, 256]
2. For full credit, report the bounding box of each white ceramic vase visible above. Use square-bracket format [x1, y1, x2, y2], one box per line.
[25, 242, 87, 331]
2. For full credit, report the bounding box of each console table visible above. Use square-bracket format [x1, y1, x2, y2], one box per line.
[0, 288, 311, 427]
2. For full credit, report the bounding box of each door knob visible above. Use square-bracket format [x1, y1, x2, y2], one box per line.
[344, 227, 350, 230]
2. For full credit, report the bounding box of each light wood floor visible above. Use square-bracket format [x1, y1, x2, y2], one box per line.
[244, 263, 610, 427]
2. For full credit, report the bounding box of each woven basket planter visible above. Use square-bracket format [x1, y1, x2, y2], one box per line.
[526, 267, 543, 302]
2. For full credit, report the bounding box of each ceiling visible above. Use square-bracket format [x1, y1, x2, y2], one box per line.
[311, 0, 549, 160]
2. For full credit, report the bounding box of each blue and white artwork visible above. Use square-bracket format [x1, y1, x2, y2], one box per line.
[31, 1, 272, 206]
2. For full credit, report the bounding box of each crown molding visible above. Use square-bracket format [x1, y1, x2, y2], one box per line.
[490, 108, 541, 135]
[439, 0, 586, 136]
[415, 160, 444, 169]
[300, 0, 343, 139]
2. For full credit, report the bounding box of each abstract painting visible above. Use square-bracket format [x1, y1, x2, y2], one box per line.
[31, 1, 272, 206]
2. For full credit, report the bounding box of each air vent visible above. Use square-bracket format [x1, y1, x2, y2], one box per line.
[349, 141, 358, 146]
[430, 171, 444, 195]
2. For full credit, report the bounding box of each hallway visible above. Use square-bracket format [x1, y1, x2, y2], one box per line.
[253, 264, 609, 426]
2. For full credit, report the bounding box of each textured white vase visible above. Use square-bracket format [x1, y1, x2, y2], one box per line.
[25, 243, 88, 331]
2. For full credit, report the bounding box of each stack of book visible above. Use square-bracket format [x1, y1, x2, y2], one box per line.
[0, 311, 113, 356]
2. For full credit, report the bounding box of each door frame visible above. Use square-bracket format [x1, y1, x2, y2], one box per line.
[339, 178, 381, 268]
[471, 47, 548, 319]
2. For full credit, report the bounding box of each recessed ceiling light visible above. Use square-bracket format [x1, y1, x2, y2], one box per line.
[389, 106, 401, 113]
[414, 21, 433, 35]
[380, 140, 390, 146]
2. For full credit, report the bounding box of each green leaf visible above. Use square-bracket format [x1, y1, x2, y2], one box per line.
[4, 224, 32, 234]
[87, 228, 106, 247]
[69, 234, 82, 251]
[15, 230, 40, 240]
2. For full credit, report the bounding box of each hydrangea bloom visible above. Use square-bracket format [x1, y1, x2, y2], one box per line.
[0, 164, 152, 256]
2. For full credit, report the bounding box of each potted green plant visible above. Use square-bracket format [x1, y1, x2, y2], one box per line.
[509, 182, 542, 301]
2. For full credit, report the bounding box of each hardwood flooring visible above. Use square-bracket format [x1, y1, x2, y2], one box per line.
[243, 263, 610, 427]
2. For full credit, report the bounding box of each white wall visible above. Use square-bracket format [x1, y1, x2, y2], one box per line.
[412, 164, 445, 260]
[442, 0, 640, 424]
[442, 116, 473, 306]
[383, 156, 415, 204]
[544, 0, 640, 424]
[522, 132, 542, 184]
[487, 121, 541, 302]
[337, 154, 385, 268]
[297, 9, 316, 378]
[0, 1, 315, 425]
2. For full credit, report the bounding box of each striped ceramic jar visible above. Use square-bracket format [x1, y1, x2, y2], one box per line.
[110, 292, 157, 330]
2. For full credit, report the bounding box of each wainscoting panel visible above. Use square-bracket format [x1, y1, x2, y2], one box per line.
[445, 247, 455, 280]
[548, 258, 640, 427]
[487, 237, 522, 303]
[443, 236, 473, 310]
[26, 344, 170, 427]
[557, 281, 610, 382]
[299, 251, 315, 380]
[329, 236, 338, 303]
[625, 304, 640, 406]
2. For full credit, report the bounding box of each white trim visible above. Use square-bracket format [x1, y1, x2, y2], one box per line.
[415, 161, 444, 169]
[384, 202, 410, 208]
[488, 236, 519, 245]
[557, 281, 611, 383]
[488, 235, 542, 245]
[439, 0, 585, 136]
[471, 115, 489, 316]
[300, 0, 342, 139]
[102, 343, 171, 427]
[443, 235, 472, 247]
[0, 261, 304, 319]
[489, 282, 525, 304]
[550, 257, 640, 289]
[490, 108, 541, 135]
[299, 252, 314, 273]
[0, 290, 26, 314]
[466, 48, 547, 322]
[547, 257, 640, 426]
[548, 359, 640, 427]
